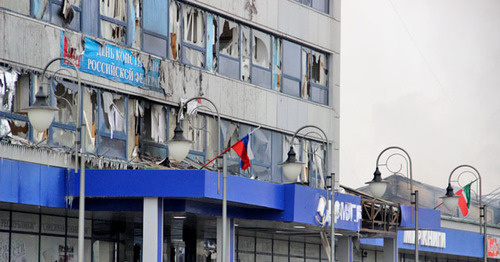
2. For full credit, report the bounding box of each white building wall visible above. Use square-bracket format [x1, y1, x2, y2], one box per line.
[0, 0, 341, 174]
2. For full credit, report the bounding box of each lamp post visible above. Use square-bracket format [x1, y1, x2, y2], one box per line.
[365, 146, 419, 262]
[280, 125, 334, 262]
[166, 97, 223, 260]
[440, 165, 487, 262]
[24, 57, 86, 262]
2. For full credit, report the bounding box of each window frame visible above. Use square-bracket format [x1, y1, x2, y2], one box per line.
[98, 0, 129, 45]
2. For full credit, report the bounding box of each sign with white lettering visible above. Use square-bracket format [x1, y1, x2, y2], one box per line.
[315, 193, 362, 231]
[487, 235, 500, 258]
[403, 230, 446, 249]
[61, 31, 162, 92]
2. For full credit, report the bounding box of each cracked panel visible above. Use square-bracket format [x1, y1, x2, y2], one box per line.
[183, 5, 205, 48]
[252, 30, 271, 68]
[241, 26, 250, 82]
[183, 47, 205, 68]
[311, 51, 328, 86]
[219, 19, 239, 58]
[252, 128, 272, 181]
[301, 49, 311, 99]
[169, 0, 181, 60]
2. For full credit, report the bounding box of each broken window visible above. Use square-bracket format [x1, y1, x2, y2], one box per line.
[98, 91, 128, 159]
[219, 19, 239, 58]
[100, 0, 127, 44]
[220, 119, 240, 175]
[0, 69, 30, 139]
[206, 13, 218, 72]
[281, 40, 301, 97]
[181, 4, 206, 68]
[32, 0, 82, 31]
[251, 30, 271, 88]
[250, 128, 272, 181]
[218, 19, 240, 80]
[309, 51, 328, 105]
[183, 5, 205, 48]
[138, 101, 168, 160]
[307, 140, 326, 189]
[167, 109, 206, 163]
[169, 0, 181, 60]
[241, 26, 250, 82]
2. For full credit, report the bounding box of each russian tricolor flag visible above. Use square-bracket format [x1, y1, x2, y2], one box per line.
[231, 134, 254, 170]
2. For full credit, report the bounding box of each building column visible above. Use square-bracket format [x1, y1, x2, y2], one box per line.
[143, 197, 164, 262]
[217, 218, 235, 262]
[337, 236, 353, 262]
[383, 236, 398, 262]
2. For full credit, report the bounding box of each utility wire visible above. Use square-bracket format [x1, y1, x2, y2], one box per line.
[387, 0, 452, 103]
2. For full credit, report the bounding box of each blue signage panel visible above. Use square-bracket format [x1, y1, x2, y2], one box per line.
[400, 205, 441, 230]
[60, 31, 162, 92]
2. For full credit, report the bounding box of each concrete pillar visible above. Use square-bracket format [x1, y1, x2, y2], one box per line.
[143, 197, 164, 262]
[337, 236, 353, 262]
[216, 218, 235, 262]
[383, 236, 398, 262]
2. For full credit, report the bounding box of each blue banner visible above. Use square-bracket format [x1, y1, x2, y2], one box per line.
[60, 31, 162, 92]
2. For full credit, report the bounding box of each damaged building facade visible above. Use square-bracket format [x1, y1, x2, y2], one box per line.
[0, 0, 340, 261]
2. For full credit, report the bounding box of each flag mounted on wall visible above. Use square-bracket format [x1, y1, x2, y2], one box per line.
[231, 134, 254, 170]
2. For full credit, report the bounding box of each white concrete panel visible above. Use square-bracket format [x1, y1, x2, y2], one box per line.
[243, 84, 257, 123]
[0, 12, 4, 58]
[203, 73, 222, 113]
[333, 0, 341, 21]
[266, 93, 277, 127]
[276, 96, 288, 130]
[1, 1, 30, 15]
[277, 1, 336, 53]
[252, 87, 267, 124]
[287, 98, 300, 131]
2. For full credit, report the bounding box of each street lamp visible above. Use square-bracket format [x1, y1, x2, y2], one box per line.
[440, 165, 487, 262]
[24, 57, 86, 262]
[366, 146, 419, 262]
[280, 125, 335, 262]
[166, 97, 224, 260]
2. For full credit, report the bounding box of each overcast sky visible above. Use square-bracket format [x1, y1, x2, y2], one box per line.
[340, 0, 500, 197]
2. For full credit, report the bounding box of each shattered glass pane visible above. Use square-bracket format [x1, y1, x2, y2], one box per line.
[0, 69, 19, 113]
[252, 128, 271, 165]
[252, 165, 271, 181]
[169, 0, 181, 60]
[101, 20, 126, 44]
[311, 52, 328, 86]
[241, 26, 250, 82]
[100, 0, 127, 21]
[219, 19, 239, 58]
[150, 104, 167, 143]
[52, 127, 76, 148]
[100, 92, 126, 135]
[182, 5, 206, 48]
[182, 46, 205, 68]
[185, 114, 205, 152]
[252, 30, 271, 68]
[8, 119, 29, 139]
[53, 79, 77, 125]
[100, 136, 127, 159]
[207, 14, 218, 71]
